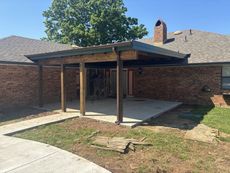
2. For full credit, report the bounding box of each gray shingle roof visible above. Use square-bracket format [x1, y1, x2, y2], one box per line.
[140, 30, 230, 64]
[0, 36, 73, 63]
[1, 31, 230, 64]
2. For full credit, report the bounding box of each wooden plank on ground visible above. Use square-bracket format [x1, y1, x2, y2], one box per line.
[91, 136, 151, 154]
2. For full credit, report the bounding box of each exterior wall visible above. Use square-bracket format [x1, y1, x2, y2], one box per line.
[133, 65, 227, 106]
[42, 66, 79, 104]
[0, 64, 39, 109]
[1, 63, 229, 109]
[0, 63, 79, 109]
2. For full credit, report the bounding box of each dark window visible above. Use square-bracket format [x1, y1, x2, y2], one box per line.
[222, 66, 230, 89]
[222, 77, 230, 89]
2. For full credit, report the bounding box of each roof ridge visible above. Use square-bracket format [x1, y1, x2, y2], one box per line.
[0, 35, 18, 41]
[168, 29, 230, 37]
[140, 29, 230, 42]
[0, 35, 73, 47]
[0, 35, 44, 42]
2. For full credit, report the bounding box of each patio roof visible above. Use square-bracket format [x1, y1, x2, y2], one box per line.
[26, 41, 189, 65]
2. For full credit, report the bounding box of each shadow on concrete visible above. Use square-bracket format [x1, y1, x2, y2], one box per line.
[140, 104, 214, 130]
[0, 107, 52, 125]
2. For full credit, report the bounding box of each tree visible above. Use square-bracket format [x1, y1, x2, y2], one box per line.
[43, 0, 148, 47]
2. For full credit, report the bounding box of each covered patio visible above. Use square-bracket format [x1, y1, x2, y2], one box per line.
[26, 41, 188, 126]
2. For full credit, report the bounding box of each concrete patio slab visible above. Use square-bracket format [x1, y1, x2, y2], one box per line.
[0, 135, 110, 173]
[42, 98, 182, 127]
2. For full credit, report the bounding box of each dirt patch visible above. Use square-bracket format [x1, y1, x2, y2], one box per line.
[65, 117, 129, 135]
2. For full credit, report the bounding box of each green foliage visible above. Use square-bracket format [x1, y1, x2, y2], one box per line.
[43, 0, 148, 46]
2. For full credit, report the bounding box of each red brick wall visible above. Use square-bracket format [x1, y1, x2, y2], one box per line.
[0, 64, 39, 109]
[42, 66, 79, 104]
[0, 64, 79, 109]
[1, 63, 228, 109]
[133, 66, 225, 106]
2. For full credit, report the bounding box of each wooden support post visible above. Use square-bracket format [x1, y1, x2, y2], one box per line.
[128, 70, 134, 97]
[38, 65, 43, 107]
[116, 52, 123, 124]
[61, 64, 66, 112]
[80, 62, 86, 116]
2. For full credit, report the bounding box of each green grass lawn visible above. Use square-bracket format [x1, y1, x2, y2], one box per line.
[8, 105, 230, 172]
[14, 122, 190, 160]
[13, 117, 230, 173]
[200, 107, 230, 134]
[179, 105, 230, 134]
[179, 106, 230, 142]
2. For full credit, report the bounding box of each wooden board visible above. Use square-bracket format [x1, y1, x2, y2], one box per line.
[38, 51, 138, 65]
[91, 136, 151, 153]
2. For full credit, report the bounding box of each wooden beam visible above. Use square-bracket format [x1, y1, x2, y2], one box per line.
[38, 65, 43, 107]
[116, 52, 123, 124]
[80, 62, 86, 116]
[38, 50, 138, 66]
[61, 64, 66, 112]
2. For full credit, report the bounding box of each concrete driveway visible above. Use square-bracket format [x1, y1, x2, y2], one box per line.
[0, 135, 110, 173]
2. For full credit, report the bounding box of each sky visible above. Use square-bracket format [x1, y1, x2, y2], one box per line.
[0, 0, 229, 40]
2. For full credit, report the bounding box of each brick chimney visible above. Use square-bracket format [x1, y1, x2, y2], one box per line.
[154, 20, 167, 45]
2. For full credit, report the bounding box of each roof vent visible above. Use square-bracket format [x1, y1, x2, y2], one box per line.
[174, 31, 183, 35]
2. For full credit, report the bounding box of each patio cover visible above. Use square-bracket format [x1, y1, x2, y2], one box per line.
[26, 41, 189, 124]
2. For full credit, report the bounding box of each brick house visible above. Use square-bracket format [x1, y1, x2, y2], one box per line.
[1, 20, 230, 112]
[0, 36, 78, 109]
